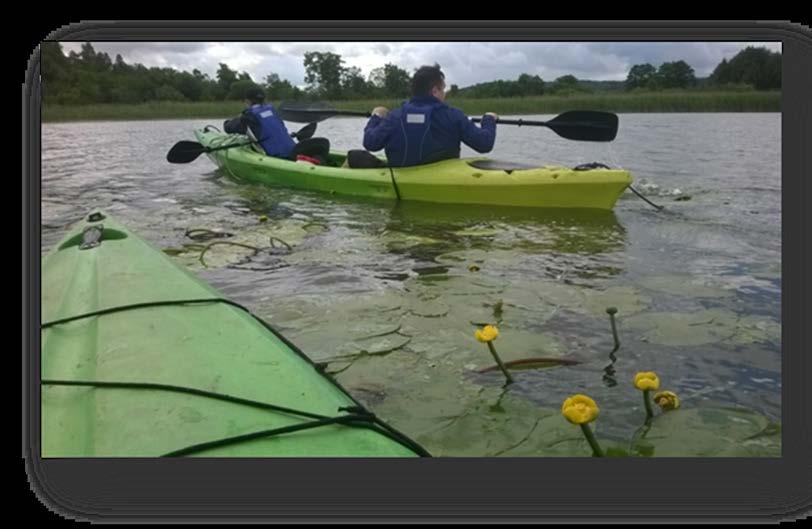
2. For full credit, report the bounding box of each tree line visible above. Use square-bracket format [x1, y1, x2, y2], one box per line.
[624, 47, 780, 91]
[40, 43, 780, 106]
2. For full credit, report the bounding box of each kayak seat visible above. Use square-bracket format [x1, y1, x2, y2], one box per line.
[573, 162, 612, 170]
[291, 138, 331, 162]
[466, 159, 539, 172]
[347, 150, 388, 169]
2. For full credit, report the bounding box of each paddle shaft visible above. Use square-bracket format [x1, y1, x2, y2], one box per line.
[471, 117, 612, 128]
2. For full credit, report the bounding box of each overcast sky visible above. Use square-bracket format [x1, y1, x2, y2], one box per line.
[58, 42, 781, 87]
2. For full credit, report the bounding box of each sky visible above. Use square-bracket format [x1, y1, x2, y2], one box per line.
[58, 42, 782, 88]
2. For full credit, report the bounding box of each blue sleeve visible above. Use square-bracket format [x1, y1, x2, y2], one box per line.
[363, 114, 396, 152]
[459, 112, 497, 153]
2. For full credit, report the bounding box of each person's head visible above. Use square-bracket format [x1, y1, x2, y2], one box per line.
[411, 64, 446, 100]
[245, 87, 266, 106]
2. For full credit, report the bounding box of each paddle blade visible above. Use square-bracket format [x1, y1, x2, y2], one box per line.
[546, 111, 619, 142]
[167, 141, 207, 163]
[291, 122, 317, 141]
[278, 101, 336, 123]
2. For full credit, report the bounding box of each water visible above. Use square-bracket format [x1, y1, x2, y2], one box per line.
[40, 114, 781, 455]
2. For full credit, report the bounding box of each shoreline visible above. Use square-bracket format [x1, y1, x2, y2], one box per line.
[42, 91, 781, 123]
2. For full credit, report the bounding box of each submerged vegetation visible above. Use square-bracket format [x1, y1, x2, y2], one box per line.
[159, 214, 781, 457]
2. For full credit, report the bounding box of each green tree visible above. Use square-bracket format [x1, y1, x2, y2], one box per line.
[112, 54, 129, 73]
[40, 42, 71, 103]
[303, 51, 345, 98]
[625, 63, 657, 90]
[41, 42, 69, 80]
[176, 72, 204, 102]
[155, 84, 186, 101]
[382, 63, 411, 98]
[264, 73, 301, 100]
[227, 80, 261, 100]
[516, 73, 545, 96]
[656, 61, 696, 89]
[710, 47, 781, 90]
[549, 75, 584, 95]
[216, 63, 239, 91]
[76, 43, 112, 72]
[341, 66, 371, 98]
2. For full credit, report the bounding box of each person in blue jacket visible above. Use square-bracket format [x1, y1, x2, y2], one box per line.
[224, 87, 330, 163]
[362, 64, 498, 167]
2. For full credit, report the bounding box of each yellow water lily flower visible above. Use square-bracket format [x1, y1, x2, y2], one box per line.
[633, 371, 660, 391]
[561, 394, 600, 425]
[468, 264, 480, 272]
[653, 391, 680, 411]
[475, 325, 499, 343]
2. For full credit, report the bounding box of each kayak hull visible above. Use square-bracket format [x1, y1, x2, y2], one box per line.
[194, 130, 632, 210]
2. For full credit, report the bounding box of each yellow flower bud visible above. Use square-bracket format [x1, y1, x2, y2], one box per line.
[633, 371, 660, 391]
[561, 394, 600, 425]
[653, 390, 680, 411]
[474, 324, 499, 343]
[468, 264, 480, 272]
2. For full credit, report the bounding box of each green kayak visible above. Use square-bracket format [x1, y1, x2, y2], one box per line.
[194, 129, 632, 210]
[41, 212, 428, 457]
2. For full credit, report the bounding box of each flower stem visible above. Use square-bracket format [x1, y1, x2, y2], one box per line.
[607, 308, 620, 352]
[580, 424, 605, 457]
[487, 342, 514, 385]
[643, 389, 654, 424]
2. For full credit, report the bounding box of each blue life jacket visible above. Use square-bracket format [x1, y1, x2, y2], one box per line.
[386, 99, 447, 167]
[244, 104, 296, 158]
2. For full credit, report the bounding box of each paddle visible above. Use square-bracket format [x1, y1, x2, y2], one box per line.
[277, 101, 371, 123]
[471, 111, 618, 142]
[277, 102, 619, 142]
[166, 122, 318, 164]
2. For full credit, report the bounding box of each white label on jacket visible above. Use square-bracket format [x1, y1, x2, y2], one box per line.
[406, 113, 426, 124]
[260, 110, 274, 118]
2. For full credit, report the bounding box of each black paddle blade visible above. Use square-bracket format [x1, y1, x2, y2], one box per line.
[546, 111, 619, 142]
[278, 101, 336, 123]
[290, 122, 317, 141]
[167, 141, 207, 164]
[278, 101, 371, 122]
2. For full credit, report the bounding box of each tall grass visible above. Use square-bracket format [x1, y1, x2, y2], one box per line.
[443, 91, 780, 114]
[42, 91, 780, 122]
[42, 101, 247, 122]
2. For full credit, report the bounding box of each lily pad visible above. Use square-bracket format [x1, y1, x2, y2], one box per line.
[463, 328, 568, 370]
[531, 281, 587, 311]
[380, 231, 443, 251]
[407, 299, 450, 318]
[625, 308, 780, 347]
[631, 407, 780, 457]
[338, 333, 412, 357]
[412, 394, 612, 457]
[285, 312, 408, 360]
[729, 315, 781, 346]
[581, 286, 651, 318]
[639, 275, 733, 298]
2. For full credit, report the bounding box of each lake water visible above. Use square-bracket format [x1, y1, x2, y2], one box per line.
[40, 113, 781, 456]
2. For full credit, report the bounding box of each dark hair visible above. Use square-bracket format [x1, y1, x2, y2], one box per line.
[245, 87, 265, 104]
[411, 64, 445, 97]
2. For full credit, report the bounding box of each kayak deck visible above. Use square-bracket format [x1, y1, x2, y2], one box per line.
[194, 129, 632, 210]
[41, 212, 426, 457]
